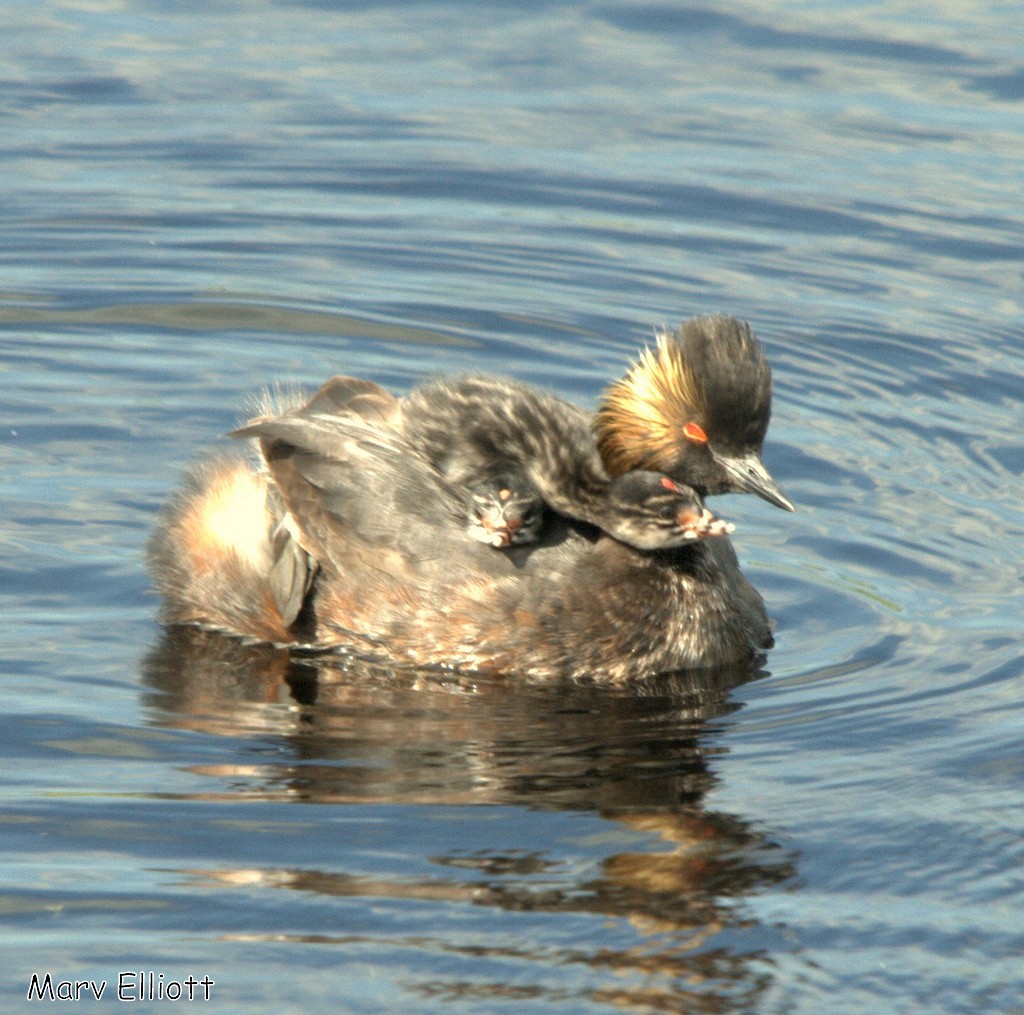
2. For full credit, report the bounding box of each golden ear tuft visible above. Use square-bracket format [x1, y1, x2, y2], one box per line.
[595, 334, 704, 475]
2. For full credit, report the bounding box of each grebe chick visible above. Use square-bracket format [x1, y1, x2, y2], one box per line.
[466, 469, 733, 550]
[597, 472, 734, 549]
[465, 473, 544, 547]
[401, 375, 693, 550]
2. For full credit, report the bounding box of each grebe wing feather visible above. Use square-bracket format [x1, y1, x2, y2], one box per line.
[267, 522, 317, 628]
[298, 374, 403, 427]
[234, 413, 513, 586]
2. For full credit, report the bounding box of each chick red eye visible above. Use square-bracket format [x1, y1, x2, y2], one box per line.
[658, 505, 677, 521]
[682, 421, 708, 444]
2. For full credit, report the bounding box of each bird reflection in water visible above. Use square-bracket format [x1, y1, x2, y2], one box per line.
[141, 628, 796, 1012]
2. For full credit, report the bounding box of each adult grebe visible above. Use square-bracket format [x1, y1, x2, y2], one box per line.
[597, 315, 794, 509]
[148, 314, 790, 681]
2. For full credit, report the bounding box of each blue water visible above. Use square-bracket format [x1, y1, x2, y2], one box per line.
[2, 2, 1023, 1012]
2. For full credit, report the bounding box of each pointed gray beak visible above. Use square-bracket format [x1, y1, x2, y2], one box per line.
[718, 452, 795, 512]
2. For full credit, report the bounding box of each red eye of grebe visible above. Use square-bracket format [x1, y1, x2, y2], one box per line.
[682, 421, 708, 444]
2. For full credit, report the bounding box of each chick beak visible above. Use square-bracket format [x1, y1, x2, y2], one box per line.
[717, 451, 795, 512]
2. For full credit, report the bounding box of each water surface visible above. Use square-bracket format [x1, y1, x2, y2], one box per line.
[2, 2, 1023, 1012]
